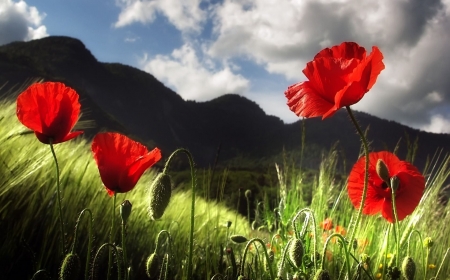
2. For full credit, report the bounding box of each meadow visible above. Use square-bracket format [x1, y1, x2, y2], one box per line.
[2, 41, 450, 280]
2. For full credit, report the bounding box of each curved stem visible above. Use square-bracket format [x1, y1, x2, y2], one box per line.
[91, 243, 123, 280]
[70, 208, 93, 280]
[163, 148, 196, 280]
[406, 230, 424, 279]
[346, 106, 370, 243]
[277, 239, 293, 279]
[49, 141, 66, 256]
[291, 208, 317, 270]
[321, 233, 352, 279]
[240, 238, 275, 280]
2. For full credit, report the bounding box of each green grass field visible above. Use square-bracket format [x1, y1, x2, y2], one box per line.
[1, 90, 450, 280]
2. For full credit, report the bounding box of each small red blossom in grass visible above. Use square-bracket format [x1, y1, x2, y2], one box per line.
[347, 151, 425, 222]
[92, 132, 162, 196]
[16, 82, 83, 144]
[320, 218, 333, 230]
[334, 225, 346, 236]
[285, 42, 385, 119]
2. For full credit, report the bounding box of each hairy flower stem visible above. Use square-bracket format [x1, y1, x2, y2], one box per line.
[91, 243, 122, 280]
[49, 141, 66, 256]
[322, 233, 352, 278]
[163, 148, 196, 280]
[391, 186, 400, 267]
[407, 230, 425, 278]
[277, 239, 293, 279]
[107, 193, 117, 280]
[346, 106, 369, 243]
[291, 208, 317, 270]
[121, 223, 128, 280]
[71, 208, 93, 280]
[239, 238, 275, 280]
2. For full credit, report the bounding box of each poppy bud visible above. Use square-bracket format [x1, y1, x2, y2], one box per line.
[59, 253, 81, 280]
[390, 176, 400, 192]
[288, 238, 304, 269]
[148, 173, 172, 220]
[230, 235, 248, 244]
[226, 221, 232, 228]
[145, 253, 160, 279]
[423, 237, 433, 248]
[376, 159, 390, 183]
[120, 200, 132, 224]
[313, 269, 331, 280]
[401, 256, 416, 280]
[245, 189, 252, 198]
[361, 253, 370, 265]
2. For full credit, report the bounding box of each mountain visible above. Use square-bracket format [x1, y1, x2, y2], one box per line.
[0, 36, 449, 171]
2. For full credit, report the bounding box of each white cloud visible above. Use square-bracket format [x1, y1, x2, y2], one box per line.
[140, 44, 249, 101]
[0, 0, 48, 45]
[114, 0, 206, 33]
[420, 115, 450, 134]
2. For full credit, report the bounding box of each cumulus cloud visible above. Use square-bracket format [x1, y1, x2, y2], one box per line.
[114, 0, 206, 33]
[113, 0, 450, 132]
[140, 44, 249, 101]
[0, 0, 48, 45]
[204, 0, 450, 131]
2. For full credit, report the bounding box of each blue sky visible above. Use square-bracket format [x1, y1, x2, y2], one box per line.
[2, 0, 450, 133]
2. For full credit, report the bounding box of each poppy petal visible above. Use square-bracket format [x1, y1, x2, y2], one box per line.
[285, 81, 335, 118]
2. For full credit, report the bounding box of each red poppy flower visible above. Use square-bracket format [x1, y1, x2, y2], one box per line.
[320, 218, 333, 230]
[285, 42, 385, 119]
[347, 151, 425, 222]
[16, 82, 83, 144]
[91, 132, 162, 196]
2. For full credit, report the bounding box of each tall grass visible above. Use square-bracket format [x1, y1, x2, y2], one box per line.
[0, 97, 249, 279]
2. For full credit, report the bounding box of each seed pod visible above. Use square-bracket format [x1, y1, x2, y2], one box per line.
[148, 173, 172, 220]
[313, 269, 331, 280]
[120, 200, 132, 224]
[376, 159, 390, 183]
[402, 256, 416, 280]
[59, 253, 81, 280]
[230, 235, 248, 244]
[146, 253, 160, 279]
[289, 238, 304, 269]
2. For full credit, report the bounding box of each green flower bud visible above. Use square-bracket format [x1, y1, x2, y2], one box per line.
[390, 176, 400, 192]
[402, 256, 416, 280]
[289, 238, 304, 269]
[230, 234, 248, 244]
[148, 173, 172, 220]
[376, 159, 390, 183]
[423, 237, 433, 248]
[120, 200, 132, 224]
[313, 269, 331, 280]
[245, 189, 252, 199]
[145, 253, 160, 279]
[59, 253, 81, 280]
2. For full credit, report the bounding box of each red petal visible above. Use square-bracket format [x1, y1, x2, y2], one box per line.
[285, 81, 335, 118]
[16, 82, 82, 144]
[315, 42, 366, 60]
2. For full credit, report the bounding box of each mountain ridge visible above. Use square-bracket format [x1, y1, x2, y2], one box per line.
[0, 36, 449, 171]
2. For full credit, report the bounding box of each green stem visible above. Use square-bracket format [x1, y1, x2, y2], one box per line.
[434, 247, 450, 280]
[240, 238, 275, 280]
[108, 193, 117, 280]
[163, 148, 196, 280]
[121, 222, 128, 280]
[321, 233, 352, 279]
[390, 182, 400, 267]
[49, 141, 66, 256]
[91, 243, 122, 280]
[277, 239, 293, 279]
[291, 208, 317, 271]
[407, 230, 424, 279]
[70, 208, 93, 280]
[346, 106, 370, 243]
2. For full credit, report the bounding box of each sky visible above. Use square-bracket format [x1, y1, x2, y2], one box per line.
[1, 0, 450, 133]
